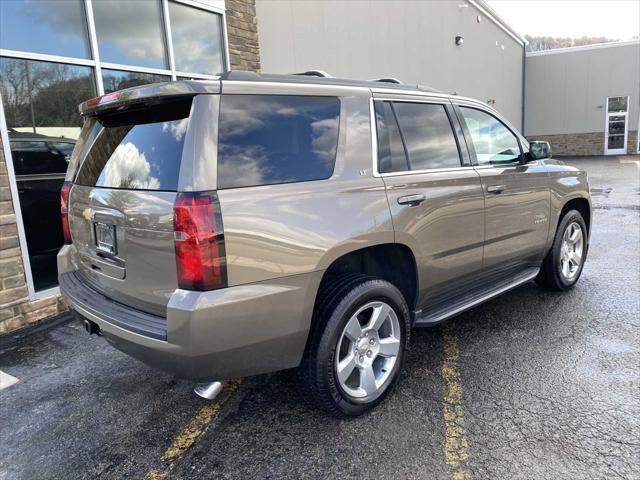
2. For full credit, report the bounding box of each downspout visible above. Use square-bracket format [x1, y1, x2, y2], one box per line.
[521, 44, 526, 135]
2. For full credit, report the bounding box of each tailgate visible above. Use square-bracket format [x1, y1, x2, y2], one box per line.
[67, 96, 193, 316]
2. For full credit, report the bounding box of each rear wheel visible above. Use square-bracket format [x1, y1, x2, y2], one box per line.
[300, 275, 410, 418]
[536, 209, 588, 291]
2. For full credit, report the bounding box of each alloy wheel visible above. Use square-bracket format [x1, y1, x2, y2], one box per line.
[559, 221, 584, 280]
[335, 301, 401, 399]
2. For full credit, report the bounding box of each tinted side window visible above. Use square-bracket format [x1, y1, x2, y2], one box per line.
[393, 102, 461, 170]
[217, 95, 340, 189]
[375, 101, 408, 173]
[10, 141, 71, 176]
[459, 107, 521, 165]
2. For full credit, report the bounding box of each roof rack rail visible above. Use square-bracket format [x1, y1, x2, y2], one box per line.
[293, 70, 333, 78]
[369, 77, 403, 84]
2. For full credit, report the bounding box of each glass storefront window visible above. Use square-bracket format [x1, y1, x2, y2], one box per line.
[92, 0, 167, 69]
[607, 96, 629, 113]
[0, 57, 95, 291]
[0, 58, 94, 138]
[0, 1, 228, 295]
[102, 69, 170, 93]
[169, 1, 225, 75]
[0, 0, 90, 59]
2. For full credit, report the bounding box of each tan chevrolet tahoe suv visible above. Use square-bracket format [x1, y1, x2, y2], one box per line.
[58, 71, 591, 417]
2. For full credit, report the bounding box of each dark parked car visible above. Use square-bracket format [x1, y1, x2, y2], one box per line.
[9, 131, 74, 291]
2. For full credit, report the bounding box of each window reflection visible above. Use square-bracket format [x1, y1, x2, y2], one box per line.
[376, 101, 409, 173]
[76, 118, 188, 191]
[460, 107, 521, 165]
[92, 0, 167, 69]
[102, 69, 170, 94]
[392, 102, 461, 170]
[169, 1, 225, 75]
[607, 97, 628, 113]
[0, 57, 94, 291]
[218, 95, 340, 189]
[0, 0, 90, 59]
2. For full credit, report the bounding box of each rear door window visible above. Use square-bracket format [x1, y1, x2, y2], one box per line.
[392, 102, 462, 170]
[375, 101, 462, 173]
[75, 100, 191, 191]
[217, 95, 340, 189]
[375, 101, 409, 173]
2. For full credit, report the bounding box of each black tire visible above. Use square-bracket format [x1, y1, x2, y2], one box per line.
[536, 209, 588, 291]
[300, 274, 410, 418]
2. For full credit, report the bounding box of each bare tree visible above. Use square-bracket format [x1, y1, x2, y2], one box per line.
[525, 35, 619, 52]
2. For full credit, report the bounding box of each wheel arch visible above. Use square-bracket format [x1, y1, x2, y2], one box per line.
[317, 243, 419, 311]
[560, 196, 591, 234]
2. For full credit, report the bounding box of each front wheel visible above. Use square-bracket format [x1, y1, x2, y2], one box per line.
[300, 275, 410, 418]
[536, 209, 588, 291]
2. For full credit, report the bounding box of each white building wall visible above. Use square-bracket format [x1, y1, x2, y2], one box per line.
[525, 41, 640, 136]
[256, 0, 525, 129]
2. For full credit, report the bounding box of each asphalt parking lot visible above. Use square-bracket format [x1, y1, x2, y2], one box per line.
[1, 156, 638, 480]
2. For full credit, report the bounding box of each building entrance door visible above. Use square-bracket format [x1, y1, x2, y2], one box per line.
[605, 96, 629, 155]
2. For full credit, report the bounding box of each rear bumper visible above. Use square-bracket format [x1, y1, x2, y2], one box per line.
[58, 246, 321, 381]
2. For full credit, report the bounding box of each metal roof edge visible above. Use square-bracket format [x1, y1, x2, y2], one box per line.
[469, 0, 527, 46]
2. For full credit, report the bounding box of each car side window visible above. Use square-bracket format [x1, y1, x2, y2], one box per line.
[217, 95, 340, 189]
[375, 101, 409, 173]
[459, 107, 521, 165]
[393, 102, 462, 171]
[375, 101, 462, 173]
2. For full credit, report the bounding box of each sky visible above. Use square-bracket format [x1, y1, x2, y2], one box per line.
[486, 1, 640, 40]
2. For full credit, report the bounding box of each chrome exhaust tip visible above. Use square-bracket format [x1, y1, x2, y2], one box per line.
[83, 318, 101, 336]
[194, 381, 223, 400]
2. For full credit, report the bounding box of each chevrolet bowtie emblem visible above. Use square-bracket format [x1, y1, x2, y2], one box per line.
[82, 208, 93, 221]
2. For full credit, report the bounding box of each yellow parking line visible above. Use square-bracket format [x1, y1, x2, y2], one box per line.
[146, 379, 242, 479]
[442, 327, 471, 480]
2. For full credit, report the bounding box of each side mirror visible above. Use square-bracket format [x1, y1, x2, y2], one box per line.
[528, 141, 552, 161]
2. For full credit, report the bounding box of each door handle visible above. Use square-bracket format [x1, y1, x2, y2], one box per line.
[397, 194, 426, 206]
[487, 184, 506, 194]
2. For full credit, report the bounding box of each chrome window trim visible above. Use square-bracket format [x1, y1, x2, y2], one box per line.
[222, 80, 371, 97]
[371, 90, 451, 104]
[370, 98, 380, 177]
[370, 97, 471, 178]
[473, 160, 540, 170]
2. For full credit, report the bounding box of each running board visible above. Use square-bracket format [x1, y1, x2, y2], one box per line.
[414, 267, 539, 327]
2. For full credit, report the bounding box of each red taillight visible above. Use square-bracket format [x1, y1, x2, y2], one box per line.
[173, 191, 227, 291]
[60, 181, 72, 244]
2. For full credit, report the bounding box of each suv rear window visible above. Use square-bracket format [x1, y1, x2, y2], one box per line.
[75, 100, 191, 191]
[217, 95, 340, 189]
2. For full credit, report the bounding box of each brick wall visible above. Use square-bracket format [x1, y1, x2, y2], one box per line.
[629, 131, 639, 155]
[225, 0, 261, 72]
[527, 131, 640, 156]
[0, 135, 67, 335]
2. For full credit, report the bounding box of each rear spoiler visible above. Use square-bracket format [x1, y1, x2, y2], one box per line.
[79, 80, 220, 116]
